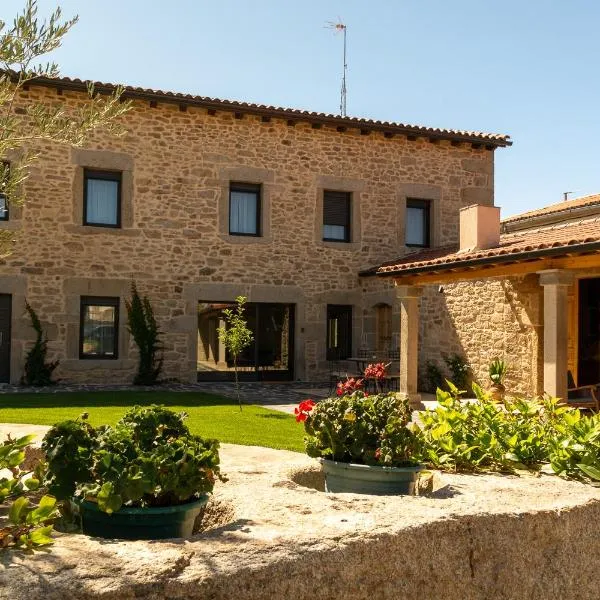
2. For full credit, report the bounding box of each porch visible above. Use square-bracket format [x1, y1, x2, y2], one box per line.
[369, 206, 600, 404]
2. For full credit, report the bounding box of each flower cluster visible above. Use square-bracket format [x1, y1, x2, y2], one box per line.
[294, 399, 316, 422]
[336, 377, 364, 396]
[364, 362, 388, 380]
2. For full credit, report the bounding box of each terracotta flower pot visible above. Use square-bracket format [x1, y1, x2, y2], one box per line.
[489, 383, 506, 402]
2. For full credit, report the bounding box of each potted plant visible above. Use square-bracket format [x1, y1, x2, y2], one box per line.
[295, 383, 424, 495]
[41, 405, 223, 540]
[488, 358, 508, 401]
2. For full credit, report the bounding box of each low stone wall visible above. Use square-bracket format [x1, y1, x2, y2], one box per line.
[2, 444, 600, 600]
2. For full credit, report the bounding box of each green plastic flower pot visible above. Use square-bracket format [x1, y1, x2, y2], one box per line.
[77, 495, 209, 540]
[321, 459, 425, 495]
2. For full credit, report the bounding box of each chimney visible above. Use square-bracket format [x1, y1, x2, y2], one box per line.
[459, 204, 501, 252]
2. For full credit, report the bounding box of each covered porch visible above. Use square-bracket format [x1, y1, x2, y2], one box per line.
[370, 205, 600, 405]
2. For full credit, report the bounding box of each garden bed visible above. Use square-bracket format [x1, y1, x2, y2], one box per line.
[2, 443, 600, 599]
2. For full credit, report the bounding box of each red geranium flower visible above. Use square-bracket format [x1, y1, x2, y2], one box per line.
[294, 399, 316, 423]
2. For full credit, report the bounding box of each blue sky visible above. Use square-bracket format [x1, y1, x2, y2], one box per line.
[4, 1, 600, 217]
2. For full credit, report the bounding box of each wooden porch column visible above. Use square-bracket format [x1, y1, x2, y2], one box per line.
[396, 284, 423, 408]
[538, 270, 574, 400]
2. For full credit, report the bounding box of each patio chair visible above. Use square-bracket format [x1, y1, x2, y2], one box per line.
[567, 371, 600, 412]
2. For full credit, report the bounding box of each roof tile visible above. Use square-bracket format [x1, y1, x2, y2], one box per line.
[373, 217, 600, 276]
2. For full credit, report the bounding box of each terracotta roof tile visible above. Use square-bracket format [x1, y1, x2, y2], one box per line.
[502, 193, 600, 224]
[371, 217, 600, 276]
[24, 73, 512, 147]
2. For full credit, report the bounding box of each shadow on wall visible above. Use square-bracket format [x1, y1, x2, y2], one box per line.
[418, 275, 542, 397]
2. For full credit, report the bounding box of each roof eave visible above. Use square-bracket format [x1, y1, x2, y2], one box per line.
[371, 240, 600, 278]
[19, 74, 512, 148]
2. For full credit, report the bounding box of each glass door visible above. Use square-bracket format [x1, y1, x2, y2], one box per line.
[197, 301, 294, 381]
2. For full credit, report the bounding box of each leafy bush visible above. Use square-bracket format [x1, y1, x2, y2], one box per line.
[42, 405, 223, 514]
[126, 282, 163, 386]
[300, 391, 420, 467]
[424, 360, 444, 393]
[444, 354, 470, 391]
[416, 382, 600, 483]
[0, 434, 59, 549]
[21, 301, 59, 386]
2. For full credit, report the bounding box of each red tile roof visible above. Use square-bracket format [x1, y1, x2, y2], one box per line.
[26, 74, 512, 147]
[369, 217, 600, 277]
[502, 193, 600, 224]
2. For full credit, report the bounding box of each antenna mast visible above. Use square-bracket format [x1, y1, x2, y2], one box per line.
[327, 20, 348, 117]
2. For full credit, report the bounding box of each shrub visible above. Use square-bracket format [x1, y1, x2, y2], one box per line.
[416, 382, 600, 483]
[0, 434, 59, 549]
[424, 360, 444, 393]
[42, 405, 223, 514]
[444, 354, 470, 391]
[300, 391, 420, 467]
[21, 301, 59, 386]
[125, 282, 163, 385]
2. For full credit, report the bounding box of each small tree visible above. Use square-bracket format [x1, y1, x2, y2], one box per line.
[217, 296, 253, 411]
[21, 300, 59, 386]
[125, 282, 163, 386]
[0, 0, 131, 258]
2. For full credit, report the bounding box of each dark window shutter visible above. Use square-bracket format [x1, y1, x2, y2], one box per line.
[323, 191, 351, 227]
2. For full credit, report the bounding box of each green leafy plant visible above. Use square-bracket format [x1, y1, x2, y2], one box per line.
[0, 0, 131, 258]
[126, 282, 163, 385]
[489, 358, 508, 385]
[424, 360, 444, 393]
[217, 296, 253, 411]
[415, 382, 600, 483]
[300, 391, 420, 467]
[42, 405, 224, 514]
[444, 354, 470, 391]
[0, 434, 59, 550]
[21, 300, 59, 386]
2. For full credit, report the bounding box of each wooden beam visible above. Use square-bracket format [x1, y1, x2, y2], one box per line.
[337, 125, 347, 133]
[207, 109, 216, 116]
[261, 115, 271, 123]
[390, 252, 600, 286]
[149, 100, 158, 108]
[384, 132, 394, 139]
[178, 104, 187, 112]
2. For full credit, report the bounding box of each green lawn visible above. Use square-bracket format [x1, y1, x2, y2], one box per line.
[0, 391, 305, 452]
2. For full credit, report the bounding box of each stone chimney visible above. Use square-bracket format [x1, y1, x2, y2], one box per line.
[459, 204, 501, 252]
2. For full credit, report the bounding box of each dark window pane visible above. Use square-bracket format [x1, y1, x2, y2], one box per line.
[327, 304, 352, 359]
[0, 162, 9, 221]
[323, 191, 350, 242]
[0, 194, 7, 221]
[229, 183, 260, 235]
[80, 297, 119, 359]
[406, 199, 430, 247]
[84, 170, 121, 227]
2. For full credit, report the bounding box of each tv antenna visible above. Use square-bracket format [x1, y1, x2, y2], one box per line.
[326, 20, 347, 117]
[563, 191, 572, 201]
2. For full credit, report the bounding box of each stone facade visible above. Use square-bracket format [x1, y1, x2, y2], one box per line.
[0, 81, 497, 384]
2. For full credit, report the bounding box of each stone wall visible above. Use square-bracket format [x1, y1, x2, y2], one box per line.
[419, 275, 544, 397]
[0, 82, 496, 384]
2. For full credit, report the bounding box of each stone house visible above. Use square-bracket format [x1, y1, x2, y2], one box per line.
[0, 74, 511, 385]
[367, 194, 600, 403]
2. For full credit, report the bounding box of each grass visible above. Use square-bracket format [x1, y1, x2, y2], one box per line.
[0, 391, 305, 452]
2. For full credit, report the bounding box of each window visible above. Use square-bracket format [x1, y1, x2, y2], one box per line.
[405, 199, 431, 247]
[327, 304, 352, 360]
[83, 169, 121, 227]
[0, 162, 9, 221]
[229, 182, 261, 236]
[80, 297, 119, 359]
[323, 190, 351, 242]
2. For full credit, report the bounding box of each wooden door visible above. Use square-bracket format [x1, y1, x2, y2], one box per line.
[0, 294, 11, 383]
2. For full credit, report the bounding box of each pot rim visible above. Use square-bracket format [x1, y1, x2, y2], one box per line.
[76, 493, 209, 515]
[319, 458, 426, 473]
